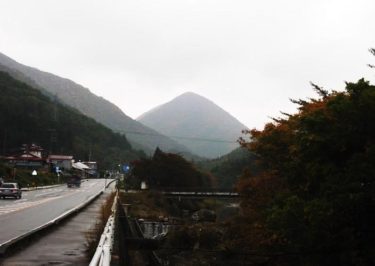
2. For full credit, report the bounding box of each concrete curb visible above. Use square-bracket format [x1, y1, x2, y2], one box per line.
[105, 179, 116, 188]
[0, 189, 104, 256]
[21, 184, 62, 191]
[21, 179, 90, 191]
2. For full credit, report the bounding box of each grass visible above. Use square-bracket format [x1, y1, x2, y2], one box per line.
[85, 191, 116, 259]
[119, 190, 170, 219]
[118, 190, 242, 265]
[0, 166, 61, 187]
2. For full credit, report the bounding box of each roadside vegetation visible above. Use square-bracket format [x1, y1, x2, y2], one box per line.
[0, 162, 61, 187]
[234, 79, 375, 265]
[129, 148, 213, 191]
[85, 191, 116, 259]
[119, 191, 169, 220]
[120, 189, 240, 265]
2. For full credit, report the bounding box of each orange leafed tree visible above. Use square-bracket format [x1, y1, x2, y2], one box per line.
[234, 79, 375, 265]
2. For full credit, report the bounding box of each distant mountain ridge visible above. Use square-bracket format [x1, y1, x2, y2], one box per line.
[138, 92, 248, 158]
[0, 71, 142, 169]
[0, 52, 193, 155]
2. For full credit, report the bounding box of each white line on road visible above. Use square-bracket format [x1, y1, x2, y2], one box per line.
[34, 189, 64, 197]
[0, 196, 62, 216]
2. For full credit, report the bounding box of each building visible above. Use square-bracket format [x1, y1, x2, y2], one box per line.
[3, 144, 45, 169]
[2, 144, 74, 174]
[81, 161, 98, 177]
[47, 155, 74, 171]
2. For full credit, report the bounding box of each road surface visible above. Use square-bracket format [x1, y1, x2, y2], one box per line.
[0, 179, 109, 250]
[1, 182, 116, 265]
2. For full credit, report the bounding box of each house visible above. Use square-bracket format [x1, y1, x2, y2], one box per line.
[82, 161, 98, 177]
[3, 144, 46, 169]
[2, 144, 75, 174]
[47, 155, 74, 171]
[72, 161, 90, 171]
[72, 161, 91, 178]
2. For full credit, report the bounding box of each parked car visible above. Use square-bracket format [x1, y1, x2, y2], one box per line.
[0, 182, 22, 199]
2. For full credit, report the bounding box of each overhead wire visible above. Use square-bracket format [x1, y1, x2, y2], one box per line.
[118, 130, 239, 144]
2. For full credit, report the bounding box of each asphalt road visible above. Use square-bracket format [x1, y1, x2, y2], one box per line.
[1, 182, 116, 266]
[0, 179, 109, 248]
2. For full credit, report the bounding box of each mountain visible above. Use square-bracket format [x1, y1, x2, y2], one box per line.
[0, 52, 193, 156]
[138, 92, 248, 158]
[0, 71, 143, 169]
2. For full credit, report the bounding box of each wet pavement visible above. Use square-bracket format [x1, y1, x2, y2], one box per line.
[1, 186, 115, 266]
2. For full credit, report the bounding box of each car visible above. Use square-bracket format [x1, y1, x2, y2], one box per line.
[67, 175, 81, 188]
[0, 182, 22, 199]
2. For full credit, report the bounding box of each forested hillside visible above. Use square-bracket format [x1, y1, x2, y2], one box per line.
[131, 148, 213, 190]
[0, 52, 192, 156]
[231, 79, 375, 265]
[197, 147, 258, 188]
[0, 71, 144, 170]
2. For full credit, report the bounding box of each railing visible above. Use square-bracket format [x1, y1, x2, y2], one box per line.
[133, 219, 164, 265]
[162, 191, 239, 198]
[117, 198, 131, 265]
[89, 192, 118, 266]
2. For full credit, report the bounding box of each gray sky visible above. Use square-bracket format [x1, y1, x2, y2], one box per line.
[1, 0, 375, 129]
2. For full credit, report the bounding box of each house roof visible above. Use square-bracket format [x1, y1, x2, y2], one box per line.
[72, 162, 90, 170]
[4, 152, 45, 161]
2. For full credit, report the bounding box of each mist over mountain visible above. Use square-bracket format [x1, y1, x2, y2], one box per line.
[0, 52, 193, 156]
[138, 92, 248, 158]
[0, 71, 143, 169]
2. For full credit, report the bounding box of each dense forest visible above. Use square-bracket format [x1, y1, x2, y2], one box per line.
[0, 71, 144, 170]
[131, 148, 213, 190]
[197, 147, 258, 188]
[232, 79, 375, 265]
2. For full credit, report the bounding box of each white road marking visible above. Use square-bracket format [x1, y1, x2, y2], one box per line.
[34, 189, 64, 197]
[0, 196, 62, 216]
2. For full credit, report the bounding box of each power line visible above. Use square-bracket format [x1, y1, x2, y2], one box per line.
[118, 130, 239, 144]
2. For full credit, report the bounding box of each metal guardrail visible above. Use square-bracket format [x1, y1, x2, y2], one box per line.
[89, 192, 118, 266]
[162, 191, 240, 198]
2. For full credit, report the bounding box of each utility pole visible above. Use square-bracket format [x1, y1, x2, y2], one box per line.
[2, 130, 7, 156]
[48, 129, 57, 154]
[88, 143, 92, 162]
[49, 95, 59, 154]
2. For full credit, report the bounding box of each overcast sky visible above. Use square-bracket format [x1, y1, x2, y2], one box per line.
[1, 0, 375, 129]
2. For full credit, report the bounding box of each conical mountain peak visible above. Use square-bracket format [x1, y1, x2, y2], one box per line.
[138, 92, 248, 158]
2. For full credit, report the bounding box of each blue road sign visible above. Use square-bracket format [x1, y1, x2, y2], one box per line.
[122, 164, 130, 173]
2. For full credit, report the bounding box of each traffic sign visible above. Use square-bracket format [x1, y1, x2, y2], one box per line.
[122, 164, 130, 173]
